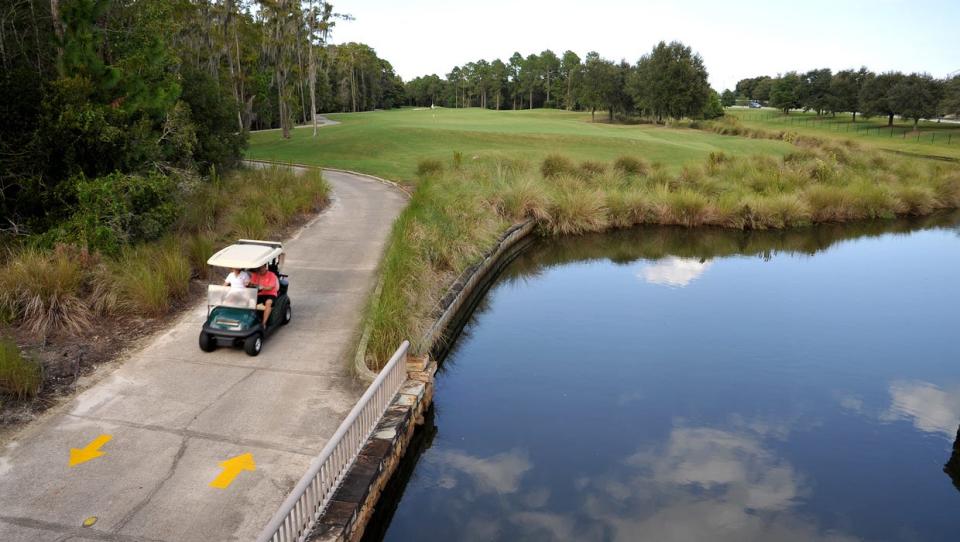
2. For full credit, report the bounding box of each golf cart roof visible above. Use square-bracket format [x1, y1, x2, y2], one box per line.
[207, 240, 283, 269]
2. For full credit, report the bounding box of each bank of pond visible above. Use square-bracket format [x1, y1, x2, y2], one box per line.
[366, 213, 960, 542]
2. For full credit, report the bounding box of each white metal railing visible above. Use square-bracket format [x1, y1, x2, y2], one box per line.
[257, 341, 410, 542]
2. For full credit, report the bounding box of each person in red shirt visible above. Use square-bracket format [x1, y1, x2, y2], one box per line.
[248, 264, 279, 329]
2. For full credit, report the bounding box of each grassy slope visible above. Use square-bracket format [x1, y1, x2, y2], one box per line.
[728, 108, 960, 161]
[247, 108, 960, 367]
[247, 108, 793, 180]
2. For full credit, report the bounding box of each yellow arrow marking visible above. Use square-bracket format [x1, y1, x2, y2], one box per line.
[69, 434, 112, 467]
[209, 453, 256, 489]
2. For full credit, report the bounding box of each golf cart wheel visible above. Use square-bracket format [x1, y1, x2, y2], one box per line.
[244, 334, 263, 357]
[282, 303, 292, 325]
[199, 332, 216, 352]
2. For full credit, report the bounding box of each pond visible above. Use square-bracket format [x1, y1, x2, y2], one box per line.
[369, 213, 960, 542]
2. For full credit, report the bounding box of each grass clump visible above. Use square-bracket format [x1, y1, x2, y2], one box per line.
[541, 154, 577, 179]
[416, 158, 444, 177]
[0, 246, 93, 337]
[578, 160, 608, 178]
[613, 156, 650, 176]
[0, 337, 42, 399]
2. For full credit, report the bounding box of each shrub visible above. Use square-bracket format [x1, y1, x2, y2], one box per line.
[613, 156, 650, 176]
[541, 154, 576, 179]
[416, 158, 444, 177]
[57, 172, 180, 253]
[0, 337, 42, 400]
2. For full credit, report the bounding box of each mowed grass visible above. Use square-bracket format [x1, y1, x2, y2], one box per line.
[247, 108, 794, 181]
[729, 108, 960, 161]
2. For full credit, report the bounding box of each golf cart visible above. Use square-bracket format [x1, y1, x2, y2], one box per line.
[199, 240, 292, 356]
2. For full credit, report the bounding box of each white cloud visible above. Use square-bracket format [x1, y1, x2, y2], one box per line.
[431, 448, 532, 494]
[881, 380, 960, 437]
[638, 257, 712, 287]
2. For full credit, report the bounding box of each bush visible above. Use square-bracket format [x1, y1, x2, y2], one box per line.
[53, 172, 180, 253]
[540, 154, 576, 179]
[416, 158, 444, 177]
[0, 337, 42, 400]
[613, 156, 650, 176]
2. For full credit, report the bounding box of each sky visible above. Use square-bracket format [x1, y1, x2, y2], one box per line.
[331, 0, 960, 91]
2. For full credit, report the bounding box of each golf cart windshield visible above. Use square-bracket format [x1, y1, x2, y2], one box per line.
[207, 285, 257, 310]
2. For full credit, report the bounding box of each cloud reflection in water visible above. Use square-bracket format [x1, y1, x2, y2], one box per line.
[638, 257, 712, 287]
[881, 380, 960, 438]
[427, 421, 858, 541]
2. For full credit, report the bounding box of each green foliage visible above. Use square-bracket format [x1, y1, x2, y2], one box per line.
[770, 72, 803, 113]
[48, 172, 179, 254]
[702, 91, 724, 120]
[179, 66, 245, 172]
[720, 89, 736, 107]
[0, 337, 42, 400]
[630, 41, 711, 121]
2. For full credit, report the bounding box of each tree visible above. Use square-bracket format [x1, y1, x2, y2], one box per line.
[860, 71, 905, 126]
[508, 52, 523, 110]
[829, 68, 869, 121]
[489, 59, 508, 110]
[889, 73, 942, 129]
[539, 49, 560, 108]
[942, 75, 960, 118]
[720, 89, 735, 107]
[559, 50, 581, 110]
[629, 41, 710, 121]
[753, 77, 773, 102]
[521, 53, 540, 109]
[800, 68, 832, 115]
[702, 90, 724, 119]
[770, 72, 803, 113]
[579, 52, 618, 121]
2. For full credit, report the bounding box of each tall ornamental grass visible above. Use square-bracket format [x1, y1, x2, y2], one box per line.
[0, 337, 42, 399]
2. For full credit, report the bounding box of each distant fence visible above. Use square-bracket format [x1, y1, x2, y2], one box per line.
[734, 110, 959, 145]
[256, 340, 411, 542]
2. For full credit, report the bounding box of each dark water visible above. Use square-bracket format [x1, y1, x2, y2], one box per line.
[374, 214, 960, 542]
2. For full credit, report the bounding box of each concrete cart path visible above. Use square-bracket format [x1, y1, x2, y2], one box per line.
[0, 168, 407, 542]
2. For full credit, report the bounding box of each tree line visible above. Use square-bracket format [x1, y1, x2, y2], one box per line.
[727, 69, 960, 128]
[404, 41, 723, 123]
[1, 0, 399, 239]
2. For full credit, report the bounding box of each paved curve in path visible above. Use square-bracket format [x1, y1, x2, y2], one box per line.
[0, 168, 406, 541]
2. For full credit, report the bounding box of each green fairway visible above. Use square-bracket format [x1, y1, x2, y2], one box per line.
[246, 108, 794, 181]
[728, 108, 960, 161]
